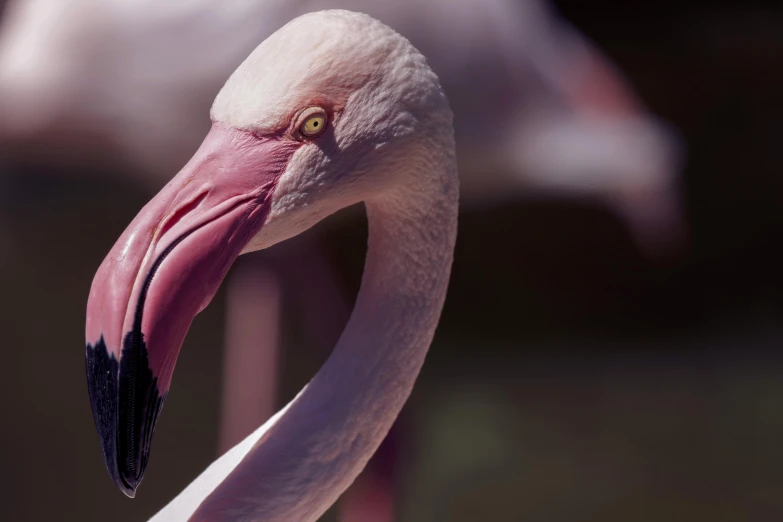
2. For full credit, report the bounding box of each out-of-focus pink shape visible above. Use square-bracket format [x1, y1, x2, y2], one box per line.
[217, 259, 281, 455]
[339, 471, 396, 522]
[217, 234, 353, 450]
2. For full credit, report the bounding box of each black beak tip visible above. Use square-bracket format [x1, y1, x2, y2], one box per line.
[108, 467, 139, 498]
[119, 477, 139, 499]
[86, 333, 165, 499]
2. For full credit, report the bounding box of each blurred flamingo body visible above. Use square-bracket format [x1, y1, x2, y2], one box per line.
[0, 0, 683, 245]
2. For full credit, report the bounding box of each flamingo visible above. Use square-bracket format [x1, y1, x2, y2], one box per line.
[85, 10, 458, 521]
[0, 2, 683, 517]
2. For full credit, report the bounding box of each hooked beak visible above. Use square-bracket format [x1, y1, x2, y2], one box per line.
[85, 123, 300, 497]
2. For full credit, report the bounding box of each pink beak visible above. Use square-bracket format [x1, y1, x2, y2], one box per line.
[85, 123, 300, 497]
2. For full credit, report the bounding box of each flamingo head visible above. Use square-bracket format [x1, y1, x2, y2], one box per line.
[84, 10, 451, 497]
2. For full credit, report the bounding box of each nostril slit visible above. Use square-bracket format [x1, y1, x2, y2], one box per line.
[158, 191, 209, 240]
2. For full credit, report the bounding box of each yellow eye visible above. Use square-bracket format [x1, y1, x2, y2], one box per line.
[300, 111, 327, 137]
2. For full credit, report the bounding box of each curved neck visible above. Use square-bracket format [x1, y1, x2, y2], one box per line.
[151, 142, 458, 522]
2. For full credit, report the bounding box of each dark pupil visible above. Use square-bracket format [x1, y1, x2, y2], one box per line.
[313, 121, 319, 127]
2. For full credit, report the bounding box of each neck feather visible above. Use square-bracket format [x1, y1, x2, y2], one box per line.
[151, 139, 458, 522]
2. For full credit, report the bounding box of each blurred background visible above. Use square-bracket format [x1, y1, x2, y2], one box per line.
[0, 1, 781, 521]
